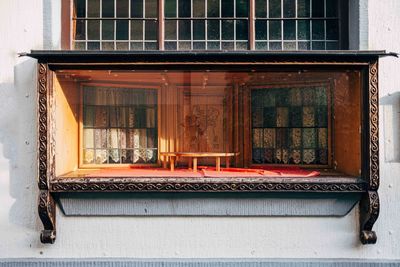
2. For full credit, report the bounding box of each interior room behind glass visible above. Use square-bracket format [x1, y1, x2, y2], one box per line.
[54, 68, 361, 178]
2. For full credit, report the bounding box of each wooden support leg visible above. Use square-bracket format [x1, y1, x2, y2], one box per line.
[38, 190, 56, 244]
[162, 155, 167, 169]
[216, 157, 221, 172]
[193, 157, 197, 172]
[170, 156, 175, 172]
[225, 157, 230, 169]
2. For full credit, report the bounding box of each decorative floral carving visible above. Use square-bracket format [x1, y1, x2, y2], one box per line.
[38, 63, 48, 190]
[51, 179, 366, 192]
[369, 61, 379, 190]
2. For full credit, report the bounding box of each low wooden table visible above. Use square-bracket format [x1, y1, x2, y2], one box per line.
[160, 152, 239, 172]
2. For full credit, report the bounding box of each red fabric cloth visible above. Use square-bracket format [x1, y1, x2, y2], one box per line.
[85, 167, 320, 178]
[85, 168, 203, 178]
[200, 166, 319, 177]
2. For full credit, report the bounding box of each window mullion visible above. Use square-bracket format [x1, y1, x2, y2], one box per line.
[158, 0, 164, 50]
[249, 0, 255, 50]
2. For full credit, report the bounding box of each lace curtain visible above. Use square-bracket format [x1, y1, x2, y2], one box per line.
[82, 86, 157, 165]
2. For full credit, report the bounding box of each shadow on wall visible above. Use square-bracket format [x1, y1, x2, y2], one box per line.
[380, 92, 400, 163]
[0, 58, 42, 244]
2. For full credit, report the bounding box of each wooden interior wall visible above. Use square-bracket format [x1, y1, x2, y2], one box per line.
[54, 75, 79, 176]
[333, 71, 361, 176]
[159, 84, 234, 166]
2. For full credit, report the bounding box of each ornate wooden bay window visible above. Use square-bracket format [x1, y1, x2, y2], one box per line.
[26, 50, 391, 245]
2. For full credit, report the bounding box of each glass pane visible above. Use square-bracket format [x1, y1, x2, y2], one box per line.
[83, 149, 95, 164]
[312, 0, 324, 17]
[255, 20, 268, 40]
[165, 0, 177, 17]
[283, 42, 296, 50]
[165, 41, 177, 49]
[75, 20, 86, 40]
[207, 41, 220, 49]
[222, 20, 234, 40]
[117, 0, 129, 17]
[312, 41, 325, 50]
[269, 41, 281, 50]
[145, 42, 158, 50]
[95, 150, 108, 164]
[178, 41, 191, 50]
[297, 20, 310, 40]
[236, 0, 248, 17]
[222, 42, 234, 50]
[193, 0, 206, 17]
[255, 0, 267, 17]
[283, 0, 295, 18]
[88, 0, 100, 17]
[165, 20, 177, 39]
[102, 0, 115, 17]
[326, 0, 338, 17]
[298, 41, 310, 49]
[236, 20, 248, 40]
[102, 20, 115, 40]
[326, 41, 338, 49]
[236, 41, 248, 50]
[207, 20, 220, 40]
[131, 0, 143, 18]
[283, 20, 295, 40]
[116, 20, 129, 40]
[207, 0, 219, 17]
[130, 41, 144, 49]
[131, 21, 143, 40]
[297, 0, 310, 17]
[116, 42, 129, 50]
[193, 41, 206, 49]
[179, 20, 191, 40]
[102, 41, 115, 50]
[88, 20, 100, 40]
[312, 20, 324, 40]
[222, 0, 234, 17]
[178, 0, 191, 17]
[88, 41, 99, 50]
[146, 0, 157, 18]
[193, 20, 205, 40]
[269, 21, 281, 40]
[255, 41, 268, 49]
[145, 20, 157, 40]
[269, 0, 281, 18]
[61, 69, 363, 171]
[74, 42, 86, 49]
[326, 20, 339, 40]
[75, 0, 86, 17]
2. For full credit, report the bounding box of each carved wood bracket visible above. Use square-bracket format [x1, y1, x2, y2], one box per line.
[37, 63, 56, 243]
[359, 60, 380, 244]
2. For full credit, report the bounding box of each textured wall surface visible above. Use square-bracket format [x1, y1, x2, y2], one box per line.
[1, 0, 400, 260]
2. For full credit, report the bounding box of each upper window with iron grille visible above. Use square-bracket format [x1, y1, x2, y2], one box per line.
[71, 0, 347, 50]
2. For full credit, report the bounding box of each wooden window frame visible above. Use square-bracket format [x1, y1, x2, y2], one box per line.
[78, 82, 162, 168]
[245, 81, 333, 168]
[62, 0, 348, 50]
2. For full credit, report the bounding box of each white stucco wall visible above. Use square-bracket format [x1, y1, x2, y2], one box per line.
[1, 0, 400, 260]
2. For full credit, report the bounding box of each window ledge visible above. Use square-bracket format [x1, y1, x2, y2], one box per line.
[52, 175, 366, 193]
[57, 192, 361, 217]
